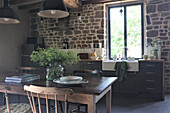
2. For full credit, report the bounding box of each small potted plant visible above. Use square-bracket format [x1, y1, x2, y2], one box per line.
[30, 45, 79, 80]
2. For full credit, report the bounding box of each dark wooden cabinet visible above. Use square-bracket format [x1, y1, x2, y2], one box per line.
[21, 44, 44, 67]
[110, 72, 139, 95]
[102, 60, 164, 100]
[138, 61, 164, 100]
[64, 61, 102, 75]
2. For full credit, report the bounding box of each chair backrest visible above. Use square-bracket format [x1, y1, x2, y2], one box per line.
[0, 86, 12, 113]
[16, 67, 38, 74]
[24, 85, 73, 113]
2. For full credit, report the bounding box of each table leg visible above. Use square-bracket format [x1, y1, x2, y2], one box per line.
[88, 95, 96, 113]
[106, 89, 111, 113]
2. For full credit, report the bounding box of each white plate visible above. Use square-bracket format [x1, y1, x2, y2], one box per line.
[53, 78, 88, 85]
[59, 76, 83, 81]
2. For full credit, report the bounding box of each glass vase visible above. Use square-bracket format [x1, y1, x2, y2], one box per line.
[46, 63, 64, 81]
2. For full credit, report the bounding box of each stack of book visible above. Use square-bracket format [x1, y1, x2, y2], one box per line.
[5, 74, 40, 83]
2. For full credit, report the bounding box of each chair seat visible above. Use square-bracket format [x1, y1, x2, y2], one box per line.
[0, 103, 32, 113]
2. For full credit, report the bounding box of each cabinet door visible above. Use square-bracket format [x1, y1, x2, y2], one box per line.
[64, 63, 80, 74]
[81, 61, 102, 71]
[123, 72, 139, 94]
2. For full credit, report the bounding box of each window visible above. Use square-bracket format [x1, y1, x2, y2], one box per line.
[108, 3, 144, 59]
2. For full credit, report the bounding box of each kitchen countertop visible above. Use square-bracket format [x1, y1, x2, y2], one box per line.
[80, 59, 164, 62]
[80, 59, 103, 61]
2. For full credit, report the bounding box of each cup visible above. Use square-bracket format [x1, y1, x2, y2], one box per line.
[143, 55, 148, 60]
[131, 57, 135, 61]
[149, 56, 154, 60]
[99, 43, 102, 48]
[127, 57, 131, 61]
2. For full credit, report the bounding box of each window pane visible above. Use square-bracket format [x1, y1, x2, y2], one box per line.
[127, 5, 142, 58]
[110, 7, 124, 58]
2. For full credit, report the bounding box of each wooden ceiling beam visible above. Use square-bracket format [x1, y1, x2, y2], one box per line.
[84, 0, 123, 4]
[10, 0, 82, 10]
[9, 0, 33, 5]
[18, 2, 41, 10]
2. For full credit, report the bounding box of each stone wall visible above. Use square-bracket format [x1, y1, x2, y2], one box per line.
[145, 0, 170, 92]
[30, 4, 104, 49]
[30, 0, 170, 92]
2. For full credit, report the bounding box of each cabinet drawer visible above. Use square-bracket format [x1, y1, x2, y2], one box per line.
[140, 76, 162, 86]
[140, 85, 162, 93]
[82, 61, 102, 70]
[139, 68, 162, 77]
[64, 63, 80, 74]
[139, 62, 163, 69]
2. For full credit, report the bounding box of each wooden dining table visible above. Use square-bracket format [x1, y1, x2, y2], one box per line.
[0, 72, 117, 113]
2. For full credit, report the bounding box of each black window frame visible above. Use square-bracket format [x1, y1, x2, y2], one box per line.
[108, 3, 144, 60]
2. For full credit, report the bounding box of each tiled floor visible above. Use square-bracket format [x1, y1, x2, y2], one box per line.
[96, 94, 170, 113]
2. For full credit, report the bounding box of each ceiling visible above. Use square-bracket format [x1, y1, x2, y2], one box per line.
[0, 0, 125, 10]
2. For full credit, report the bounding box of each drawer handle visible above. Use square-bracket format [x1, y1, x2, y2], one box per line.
[147, 64, 155, 67]
[87, 62, 93, 65]
[147, 79, 155, 82]
[147, 72, 155, 75]
[147, 87, 154, 90]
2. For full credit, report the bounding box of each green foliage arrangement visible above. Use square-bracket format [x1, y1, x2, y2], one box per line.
[30, 45, 80, 79]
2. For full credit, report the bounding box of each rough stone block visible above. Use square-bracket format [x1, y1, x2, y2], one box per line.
[152, 17, 159, 20]
[160, 33, 167, 36]
[146, 26, 153, 30]
[97, 30, 104, 34]
[157, 36, 168, 40]
[95, 11, 103, 18]
[161, 52, 168, 56]
[150, 14, 158, 17]
[146, 5, 156, 13]
[74, 30, 81, 34]
[148, 0, 163, 4]
[165, 16, 170, 19]
[158, 2, 170, 11]
[83, 30, 90, 34]
[154, 26, 159, 29]
[97, 35, 104, 39]
[147, 30, 158, 37]
[94, 6, 103, 10]
[65, 31, 73, 35]
[146, 15, 151, 25]
[153, 21, 162, 25]
[161, 12, 170, 17]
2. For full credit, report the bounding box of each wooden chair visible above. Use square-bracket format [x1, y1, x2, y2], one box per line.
[24, 85, 73, 113]
[0, 86, 32, 113]
[16, 67, 38, 74]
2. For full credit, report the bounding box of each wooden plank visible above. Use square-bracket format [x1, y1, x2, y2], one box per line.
[95, 86, 111, 103]
[106, 88, 111, 113]
[10, 0, 34, 5]
[18, 2, 41, 10]
[84, 0, 122, 4]
[11, 0, 82, 10]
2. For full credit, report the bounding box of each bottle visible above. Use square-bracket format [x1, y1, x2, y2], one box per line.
[118, 54, 121, 60]
[91, 49, 97, 57]
[63, 39, 66, 49]
[65, 39, 69, 49]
